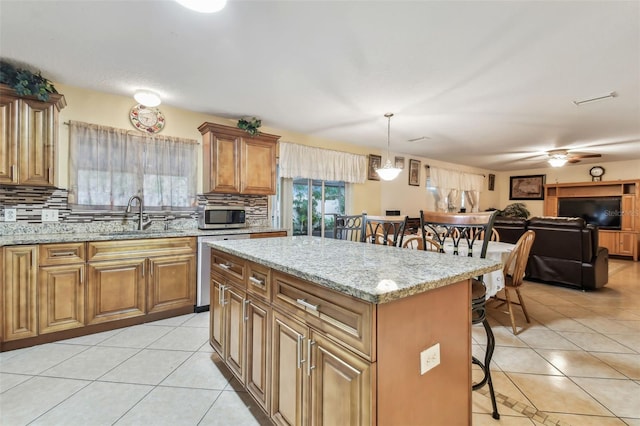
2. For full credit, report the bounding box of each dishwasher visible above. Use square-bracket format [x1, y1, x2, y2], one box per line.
[196, 234, 250, 312]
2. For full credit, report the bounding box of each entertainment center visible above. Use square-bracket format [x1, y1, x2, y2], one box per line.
[544, 180, 639, 261]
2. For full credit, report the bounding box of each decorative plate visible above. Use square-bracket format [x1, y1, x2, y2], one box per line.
[130, 104, 165, 133]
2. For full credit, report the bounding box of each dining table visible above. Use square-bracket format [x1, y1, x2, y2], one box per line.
[441, 240, 516, 298]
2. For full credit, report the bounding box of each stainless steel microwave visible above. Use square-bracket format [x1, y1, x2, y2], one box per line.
[198, 206, 246, 229]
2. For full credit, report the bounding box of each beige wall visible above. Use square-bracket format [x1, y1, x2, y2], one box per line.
[493, 159, 640, 217]
[55, 83, 636, 220]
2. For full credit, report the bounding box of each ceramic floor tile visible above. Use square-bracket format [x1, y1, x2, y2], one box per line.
[559, 331, 635, 354]
[472, 371, 531, 417]
[40, 346, 140, 380]
[571, 377, 640, 418]
[181, 311, 210, 327]
[99, 348, 192, 385]
[161, 351, 231, 390]
[29, 381, 152, 426]
[506, 373, 611, 416]
[114, 386, 220, 426]
[146, 326, 209, 351]
[0, 376, 89, 425]
[56, 328, 123, 345]
[591, 352, 640, 380]
[575, 317, 637, 335]
[621, 418, 640, 426]
[491, 347, 563, 375]
[537, 316, 595, 333]
[148, 313, 196, 326]
[0, 343, 88, 375]
[607, 332, 640, 353]
[97, 324, 175, 348]
[548, 412, 629, 425]
[0, 372, 31, 393]
[0, 346, 33, 362]
[516, 329, 582, 350]
[472, 413, 535, 425]
[200, 390, 272, 425]
[535, 349, 626, 379]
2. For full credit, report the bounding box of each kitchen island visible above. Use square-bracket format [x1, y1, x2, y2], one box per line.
[208, 236, 501, 425]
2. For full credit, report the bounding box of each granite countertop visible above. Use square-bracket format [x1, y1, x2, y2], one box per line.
[0, 226, 287, 247]
[209, 236, 502, 304]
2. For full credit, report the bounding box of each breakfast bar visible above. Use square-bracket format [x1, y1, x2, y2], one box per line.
[208, 236, 501, 425]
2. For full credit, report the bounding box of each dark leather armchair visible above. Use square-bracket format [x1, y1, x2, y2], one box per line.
[526, 217, 608, 290]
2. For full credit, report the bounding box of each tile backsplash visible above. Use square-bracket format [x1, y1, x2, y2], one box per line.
[0, 185, 269, 226]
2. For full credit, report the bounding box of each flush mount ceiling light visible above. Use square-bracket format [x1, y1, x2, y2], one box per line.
[573, 91, 617, 106]
[175, 0, 227, 13]
[134, 90, 161, 107]
[375, 113, 402, 181]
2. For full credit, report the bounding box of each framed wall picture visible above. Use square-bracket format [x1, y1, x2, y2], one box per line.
[394, 156, 405, 169]
[408, 159, 421, 186]
[368, 154, 382, 181]
[488, 173, 495, 191]
[509, 174, 545, 200]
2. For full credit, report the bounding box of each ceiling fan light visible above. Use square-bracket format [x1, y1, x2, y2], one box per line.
[134, 90, 161, 107]
[175, 0, 227, 13]
[376, 160, 402, 181]
[548, 157, 568, 167]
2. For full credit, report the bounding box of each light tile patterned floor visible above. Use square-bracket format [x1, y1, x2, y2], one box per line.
[1, 259, 638, 425]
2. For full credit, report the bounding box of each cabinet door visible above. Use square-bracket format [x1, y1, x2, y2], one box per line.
[38, 264, 85, 334]
[599, 231, 618, 255]
[147, 253, 196, 314]
[210, 134, 241, 193]
[18, 98, 56, 186]
[2, 246, 38, 341]
[618, 232, 636, 257]
[246, 296, 271, 412]
[544, 195, 558, 217]
[271, 310, 308, 426]
[86, 259, 145, 324]
[241, 137, 276, 194]
[225, 285, 247, 382]
[308, 332, 372, 426]
[0, 96, 18, 185]
[210, 273, 226, 355]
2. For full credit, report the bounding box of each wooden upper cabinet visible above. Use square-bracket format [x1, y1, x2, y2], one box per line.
[199, 122, 280, 195]
[0, 85, 66, 186]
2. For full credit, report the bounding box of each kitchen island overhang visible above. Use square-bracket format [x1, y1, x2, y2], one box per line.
[207, 236, 502, 425]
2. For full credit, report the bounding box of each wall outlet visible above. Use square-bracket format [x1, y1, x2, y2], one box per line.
[420, 343, 441, 375]
[41, 209, 59, 222]
[4, 208, 17, 222]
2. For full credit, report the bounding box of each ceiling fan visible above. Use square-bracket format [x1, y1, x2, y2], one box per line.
[547, 149, 602, 167]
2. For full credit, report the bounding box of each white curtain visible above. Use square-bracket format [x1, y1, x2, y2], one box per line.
[430, 166, 484, 212]
[280, 178, 294, 235]
[279, 142, 367, 183]
[68, 120, 197, 209]
[465, 190, 480, 212]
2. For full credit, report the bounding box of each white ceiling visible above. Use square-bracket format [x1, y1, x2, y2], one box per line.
[1, 0, 639, 171]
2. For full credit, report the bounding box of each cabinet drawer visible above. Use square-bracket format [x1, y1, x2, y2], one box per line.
[40, 242, 85, 265]
[87, 237, 196, 261]
[211, 250, 245, 285]
[246, 261, 270, 300]
[272, 271, 374, 360]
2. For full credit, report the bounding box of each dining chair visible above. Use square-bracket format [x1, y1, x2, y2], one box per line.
[493, 230, 536, 335]
[364, 215, 408, 247]
[419, 209, 501, 420]
[332, 213, 367, 242]
[401, 234, 441, 251]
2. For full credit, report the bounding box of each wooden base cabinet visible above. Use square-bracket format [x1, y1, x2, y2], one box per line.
[2, 246, 38, 341]
[39, 264, 85, 334]
[600, 231, 638, 261]
[147, 254, 196, 314]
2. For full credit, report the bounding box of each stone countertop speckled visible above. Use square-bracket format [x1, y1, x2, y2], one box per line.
[0, 227, 287, 247]
[209, 236, 502, 304]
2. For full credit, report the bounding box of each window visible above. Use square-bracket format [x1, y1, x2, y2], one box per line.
[292, 179, 345, 237]
[68, 121, 197, 210]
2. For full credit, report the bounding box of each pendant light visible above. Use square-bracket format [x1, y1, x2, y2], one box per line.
[375, 113, 402, 181]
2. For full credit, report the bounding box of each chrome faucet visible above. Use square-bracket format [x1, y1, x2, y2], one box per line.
[125, 195, 151, 230]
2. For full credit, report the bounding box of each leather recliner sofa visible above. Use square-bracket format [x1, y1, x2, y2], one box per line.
[493, 216, 609, 290]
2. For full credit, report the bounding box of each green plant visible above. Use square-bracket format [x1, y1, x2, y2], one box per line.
[0, 60, 58, 101]
[237, 117, 262, 136]
[499, 202, 530, 218]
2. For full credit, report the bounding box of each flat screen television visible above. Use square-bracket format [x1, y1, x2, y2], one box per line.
[557, 197, 621, 230]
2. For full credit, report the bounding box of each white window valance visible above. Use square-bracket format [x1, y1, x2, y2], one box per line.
[430, 166, 484, 192]
[279, 142, 367, 183]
